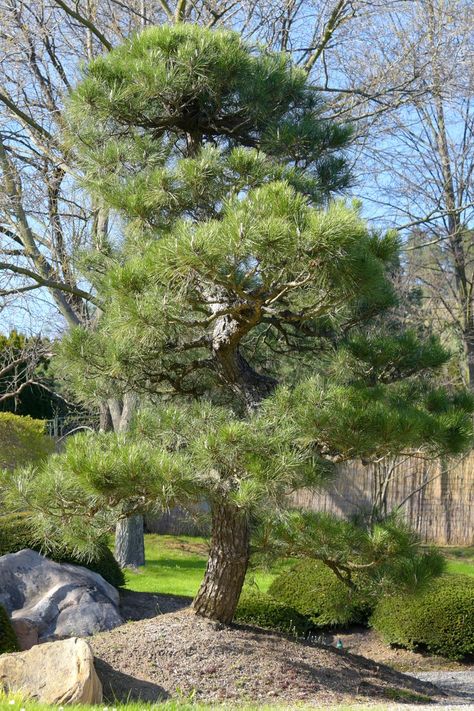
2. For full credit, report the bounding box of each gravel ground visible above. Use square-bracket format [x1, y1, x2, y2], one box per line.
[119, 589, 191, 620]
[382, 706, 474, 710]
[89, 609, 444, 706]
[408, 671, 474, 704]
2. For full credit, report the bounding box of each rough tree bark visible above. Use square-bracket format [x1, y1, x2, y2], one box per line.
[111, 393, 145, 568]
[193, 501, 250, 623]
[210, 297, 277, 412]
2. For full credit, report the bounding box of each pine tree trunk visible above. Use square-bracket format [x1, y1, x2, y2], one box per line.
[99, 401, 113, 432]
[192, 297, 273, 621]
[193, 502, 250, 623]
[114, 514, 145, 568]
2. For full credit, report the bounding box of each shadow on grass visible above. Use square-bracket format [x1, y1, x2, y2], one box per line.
[144, 558, 206, 570]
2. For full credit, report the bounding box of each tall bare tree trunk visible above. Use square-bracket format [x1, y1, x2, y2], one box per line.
[193, 502, 250, 623]
[115, 513, 145, 568]
[427, 0, 474, 392]
[112, 393, 145, 568]
[100, 393, 145, 568]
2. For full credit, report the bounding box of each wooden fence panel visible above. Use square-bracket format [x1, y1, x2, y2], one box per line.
[292, 454, 474, 545]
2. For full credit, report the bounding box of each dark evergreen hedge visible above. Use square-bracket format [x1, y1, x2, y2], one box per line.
[269, 559, 371, 628]
[371, 574, 474, 660]
[0, 512, 125, 588]
[0, 605, 18, 654]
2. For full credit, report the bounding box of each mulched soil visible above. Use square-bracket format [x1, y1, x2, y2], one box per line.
[90, 602, 444, 706]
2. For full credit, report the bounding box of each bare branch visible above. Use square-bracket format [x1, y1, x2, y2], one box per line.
[51, 0, 112, 51]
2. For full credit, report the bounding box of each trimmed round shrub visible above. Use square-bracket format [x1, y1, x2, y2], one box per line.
[0, 412, 54, 470]
[371, 575, 474, 660]
[0, 605, 18, 654]
[0, 512, 125, 588]
[235, 588, 310, 636]
[268, 559, 371, 628]
[0, 512, 32, 553]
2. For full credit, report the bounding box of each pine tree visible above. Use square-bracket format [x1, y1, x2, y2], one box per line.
[11, 24, 472, 623]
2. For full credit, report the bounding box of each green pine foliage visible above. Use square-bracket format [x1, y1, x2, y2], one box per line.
[0, 512, 124, 588]
[67, 24, 351, 219]
[235, 588, 310, 636]
[265, 378, 474, 461]
[268, 560, 371, 628]
[0, 413, 54, 470]
[371, 575, 474, 660]
[3, 402, 329, 548]
[61, 183, 402, 404]
[333, 331, 451, 385]
[0, 605, 18, 654]
[260, 511, 445, 608]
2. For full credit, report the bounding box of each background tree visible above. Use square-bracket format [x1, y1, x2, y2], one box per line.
[349, 1, 474, 388]
[0, 330, 80, 419]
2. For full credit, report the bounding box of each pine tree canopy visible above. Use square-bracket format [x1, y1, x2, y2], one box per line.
[64, 183, 399, 406]
[60, 23, 474, 441]
[68, 23, 351, 225]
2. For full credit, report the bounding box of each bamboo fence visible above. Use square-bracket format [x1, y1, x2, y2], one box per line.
[293, 454, 474, 545]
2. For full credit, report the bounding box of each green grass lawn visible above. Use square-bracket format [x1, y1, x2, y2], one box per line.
[123, 535, 289, 597]
[124, 536, 474, 598]
[441, 545, 474, 577]
[0, 698, 430, 711]
[123, 535, 207, 597]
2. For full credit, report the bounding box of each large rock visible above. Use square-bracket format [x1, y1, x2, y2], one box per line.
[0, 549, 122, 647]
[0, 637, 102, 704]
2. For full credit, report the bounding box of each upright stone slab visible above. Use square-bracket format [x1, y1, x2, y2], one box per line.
[0, 637, 102, 703]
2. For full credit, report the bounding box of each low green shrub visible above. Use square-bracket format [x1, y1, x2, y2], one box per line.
[0, 605, 18, 654]
[0, 512, 32, 554]
[56, 546, 125, 588]
[0, 512, 125, 588]
[371, 574, 474, 660]
[235, 588, 310, 636]
[0, 413, 54, 470]
[268, 559, 371, 628]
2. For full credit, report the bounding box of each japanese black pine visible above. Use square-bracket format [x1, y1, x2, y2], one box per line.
[14, 25, 472, 623]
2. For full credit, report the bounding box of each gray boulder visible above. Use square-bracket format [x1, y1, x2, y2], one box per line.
[0, 549, 122, 648]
